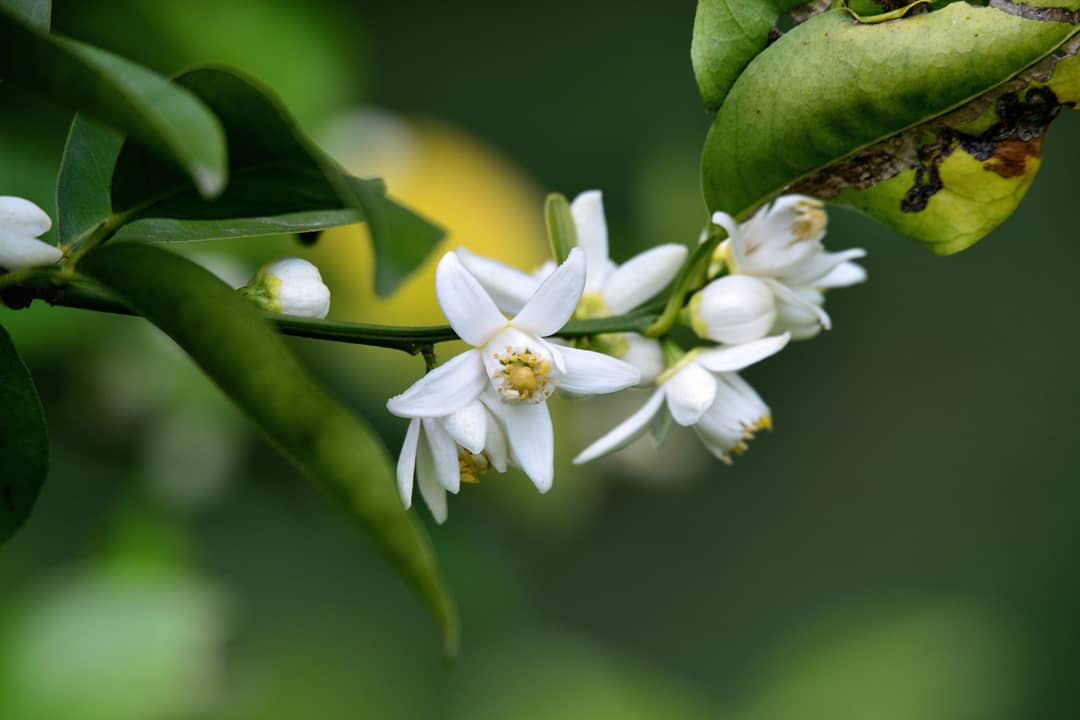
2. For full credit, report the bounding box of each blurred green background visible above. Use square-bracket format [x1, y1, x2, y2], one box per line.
[3, 1, 1079, 717]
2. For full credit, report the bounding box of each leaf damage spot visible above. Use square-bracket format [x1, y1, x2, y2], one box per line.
[989, 0, 1080, 24]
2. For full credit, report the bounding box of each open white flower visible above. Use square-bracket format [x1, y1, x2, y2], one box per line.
[574, 334, 789, 465]
[395, 396, 509, 523]
[387, 247, 640, 492]
[458, 190, 687, 385]
[709, 195, 866, 340]
[240, 257, 330, 319]
[0, 196, 62, 269]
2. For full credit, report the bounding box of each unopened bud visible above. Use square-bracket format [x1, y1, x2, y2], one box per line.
[687, 275, 776, 345]
[240, 257, 330, 319]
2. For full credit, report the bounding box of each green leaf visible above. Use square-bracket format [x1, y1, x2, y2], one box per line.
[0, 0, 48, 28]
[56, 115, 124, 247]
[0, 322, 49, 545]
[79, 244, 459, 656]
[109, 67, 443, 295]
[700, 4, 1080, 252]
[0, 9, 226, 197]
[111, 210, 361, 245]
[544, 193, 577, 264]
[691, 0, 806, 110]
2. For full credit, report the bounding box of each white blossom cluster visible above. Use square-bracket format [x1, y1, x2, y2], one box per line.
[387, 191, 866, 522]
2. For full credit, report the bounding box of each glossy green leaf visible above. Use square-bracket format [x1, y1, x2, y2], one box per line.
[701, 3, 1080, 252]
[56, 115, 124, 247]
[544, 193, 577, 264]
[109, 67, 443, 295]
[112, 210, 361, 245]
[79, 244, 459, 656]
[691, 0, 806, 110]
[0, 322, 49, 545]
[0, 9, 226, 197]
[0, 0, 48, 28]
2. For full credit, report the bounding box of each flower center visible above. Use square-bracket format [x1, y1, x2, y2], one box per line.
[790, 198, 826, 242]
[458, 448, 493, 484]
[491, 345, 555, 403]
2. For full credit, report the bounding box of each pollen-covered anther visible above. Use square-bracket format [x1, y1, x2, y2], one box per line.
[493, 347, 555, 403]
[791, 198, 827, 242]
[458, 448, 493, 485]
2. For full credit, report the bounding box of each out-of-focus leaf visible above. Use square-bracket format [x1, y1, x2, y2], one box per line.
[110, 67, 443, 295]
[0, 9, 226, 197]
[0, 0, 48, 28]
[112, 210, 362, 244]
[700, 4, 1080, 253]
[0, 322, 48, 545]
[56, 115, 124, 247]
[79, 244, 459, 655]
[691, 0, 807, 110]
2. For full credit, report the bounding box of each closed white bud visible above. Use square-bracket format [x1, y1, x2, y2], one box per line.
[688, 275, 776, 345]
[0, 196, 62, 269]
[240, 257, 330, 319]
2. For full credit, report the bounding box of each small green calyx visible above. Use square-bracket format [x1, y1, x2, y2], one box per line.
[237, 270, 283, 313]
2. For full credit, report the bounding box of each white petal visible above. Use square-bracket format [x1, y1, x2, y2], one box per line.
[386, 350, 486, 418]
[710, 211, 744, 270]
[573, 389, 665, 464]
[482, 406, 509, 472]
[395, 419, 421, 508]
[601, 244, 688, 314]
[570, 190, 610, 291]
[435, 251, 507, 346]
[422, 417, 461, 493]
[500, 402, 554, 493]
[439, 401, 487, 455]
[817, 259, 867, 288]
[415, 437, 448, 524]
[663, 362, 717, 426]
[695, 333, 791, 373]
[782, 247, 865, 288]
[620, 333, 666, 387]
[765, 278, 831, 331]
[556, 345, 640, 395]
[0, 230, 63, 269]
[690, 274, 776, 345]
[511, 247, 586, 337]
[455, 247, 537, 315]
[0, 196, 51, 237]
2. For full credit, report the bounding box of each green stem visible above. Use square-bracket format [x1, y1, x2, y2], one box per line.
[643, 230, 723, 338]
[1, 270, 661, 354]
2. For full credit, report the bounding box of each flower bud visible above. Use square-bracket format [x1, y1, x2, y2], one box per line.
[240, 257, 330, 319]
[687, 275, 776, 345]
[0, 196, 62, 269]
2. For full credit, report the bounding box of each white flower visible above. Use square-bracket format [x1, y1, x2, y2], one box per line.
[240, 257, 330, 319]
[395, 396, 509, 523]
[458, 190, 687, 385]
[387, 247, 640, 492]
[710, 195, 866, 340]
[0, 196, 62, 269]
[574, 334, 789, 465]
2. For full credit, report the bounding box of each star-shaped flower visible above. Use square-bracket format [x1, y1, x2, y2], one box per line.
[458, 190, 687, 384]
[703, 195, 866, 340]
[574, 334, 789, 465]
[395, 395, 509, 523]
[387, 247, 639, 492]
[0, 196, 62, 270]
